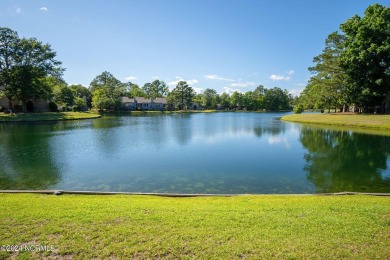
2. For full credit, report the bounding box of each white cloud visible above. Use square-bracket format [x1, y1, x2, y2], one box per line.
[268, 136, 291, 148]
[125, 76, 137, 81]
[289, 88, 304, 96]
[16, 8, 21, 14]
[223, 87, 242, 94]
[230, 82, 256, 88]
[187, 79, 198, 85]
[167, 77, 198, 87]
[167, 80, 179, 86]
[270, 69, 295, 81]
[204, 74, 235, 82]
[151, 76, 159, 79]
[40, 7, 48, 12]
[270, 74, 290, 81]
[205, 74, 257, 88]
[193, 87, 204, 94]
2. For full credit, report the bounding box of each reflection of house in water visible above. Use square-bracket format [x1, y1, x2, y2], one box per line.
[121, 96, 168, 111]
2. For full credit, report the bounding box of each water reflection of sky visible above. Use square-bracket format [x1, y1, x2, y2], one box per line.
[0, 113, 389, 193]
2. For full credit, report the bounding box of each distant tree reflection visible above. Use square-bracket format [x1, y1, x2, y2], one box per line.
[253, 119, 286, 137]
[300, 127, 390, 193]
[0, 124, 61, 189]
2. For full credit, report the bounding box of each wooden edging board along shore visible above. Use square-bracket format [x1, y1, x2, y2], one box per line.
[0, 190, 389, 197]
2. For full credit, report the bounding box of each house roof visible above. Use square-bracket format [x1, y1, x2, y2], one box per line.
[154, 97, 167, 104]
[121, 96, 135, 103]
[134, 97, 151, 103]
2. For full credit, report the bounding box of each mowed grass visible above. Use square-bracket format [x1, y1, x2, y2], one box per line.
[0, 112, 101, 122]
[0, 194, 389, 259]
[281, 113, 390, 130]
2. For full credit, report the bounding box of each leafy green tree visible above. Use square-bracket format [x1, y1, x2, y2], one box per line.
[253, 85, 266, 110]
[69, 84, 91, 108]
[201, 88, 218, 109]
[142, 80, 169, 99]
[90, 71, 124, 110]
[90, 71, 123, 92]
[219, 93, 230, 109]
[263, 87, 291, 111]
[242, 91, 255, 110]
[73, 97, 86, 111]
[0, 28, 62, 112]
[53, 86, 74, 110]
[230, 91, 243, 109]
[302, 32, 348, 112]
[9, 65, 52, 111]
[293, 103, 304, 114]
[0, 27, 19, 108]
[92, 88, 116, 111]
[128, 83, 145, 98]
[193, 93, 203, 104]
[300, 4, 390, 113]
[14, 38, 62, 111]
[168, 81, 195, 110]
[340, 4, 390, 111]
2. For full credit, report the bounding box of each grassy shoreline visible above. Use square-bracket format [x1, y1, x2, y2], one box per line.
[0, 111, 101, 122]
[0, 194, 389, 259]
[0, 110, 290, 122]
[281, 113, 390, 130]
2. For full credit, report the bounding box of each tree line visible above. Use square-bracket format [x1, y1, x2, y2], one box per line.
[0, 27, 292, 112]
[82, 71, 293, 111]
[295, 4, 390, 114]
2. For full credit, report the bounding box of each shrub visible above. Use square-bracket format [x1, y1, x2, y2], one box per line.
[49, 102, 58, 112]
[293, 104, 305, 114]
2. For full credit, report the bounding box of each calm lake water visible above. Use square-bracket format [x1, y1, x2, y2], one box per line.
[0, 112, 389, 194]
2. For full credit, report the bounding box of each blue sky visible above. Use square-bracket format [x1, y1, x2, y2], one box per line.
[1, 0, 389, 95]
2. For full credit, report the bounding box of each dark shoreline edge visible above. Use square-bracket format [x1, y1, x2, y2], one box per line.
[0, 190, 389, 197]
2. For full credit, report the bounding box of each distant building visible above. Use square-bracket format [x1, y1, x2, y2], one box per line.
[189, 102, 202, 110]
[0, 86, 50, 112]
[121, 97, 136, 110]
[121, 96, 168, 111]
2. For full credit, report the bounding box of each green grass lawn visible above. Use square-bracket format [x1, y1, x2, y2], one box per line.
[0, 112, 101, 122]
[0, 194, 389, 259]
[281, 113, 390, 130]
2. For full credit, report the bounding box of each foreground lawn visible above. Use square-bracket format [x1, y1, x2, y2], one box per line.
[0, 112, 101, 122]
[282, 113, 390, 130]
[0, 194, 389, 259]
